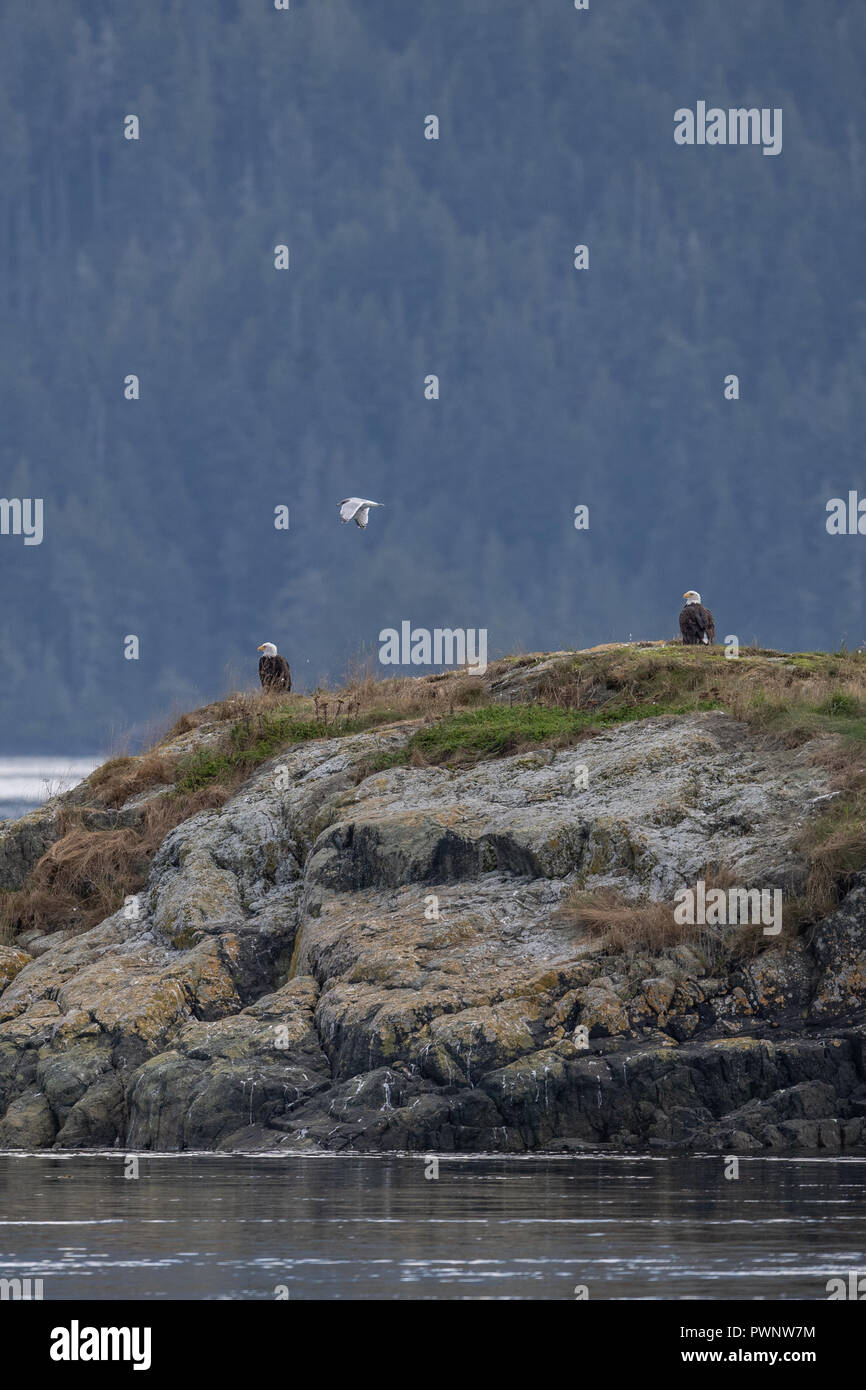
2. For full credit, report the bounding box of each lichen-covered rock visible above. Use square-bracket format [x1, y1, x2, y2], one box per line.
[0, 809, 60, 891]
[576, 985, 629, 1037]
[642, 976, 676, 1016]
[0, 676, 863, 1155]
[809, 882, 866, 1022]
[0, 945, 32, 992]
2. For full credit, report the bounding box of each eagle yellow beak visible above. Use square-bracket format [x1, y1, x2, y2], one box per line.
[257, 644, 265, 652]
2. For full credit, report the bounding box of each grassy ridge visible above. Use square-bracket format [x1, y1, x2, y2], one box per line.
[174, 713, 385, 793]
[394, 698, 721, 767]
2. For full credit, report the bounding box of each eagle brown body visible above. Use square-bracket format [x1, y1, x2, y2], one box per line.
[679, 602, 715, 646]
[259, 654, 292, 691]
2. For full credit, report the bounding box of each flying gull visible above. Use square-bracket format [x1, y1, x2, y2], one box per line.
[339, 498, 384, 530]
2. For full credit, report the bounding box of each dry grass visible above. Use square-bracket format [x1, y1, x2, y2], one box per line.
[157, 666, 500, 749]
[793, 758, 866, 925]
[323, 669, 489, 721]
[159, 686, 305, 743]
[554, 867, 782, 963]
[534, 646, 866, 737]
[555, 886, 682, 953]
[0, 787, 229, 941]
[88, 753, 179, 808]
[139, 645, 866, 763]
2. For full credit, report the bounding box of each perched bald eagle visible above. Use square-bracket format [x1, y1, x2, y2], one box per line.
[679, 591, 715, 646]
[257, 642, 292, 691]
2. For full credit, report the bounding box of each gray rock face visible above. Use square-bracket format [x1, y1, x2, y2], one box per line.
[0, 701, 864, 1155]
[809, 885, 866, 1022]
[0, 808, 60, 891]
[304, 711, 821, 898]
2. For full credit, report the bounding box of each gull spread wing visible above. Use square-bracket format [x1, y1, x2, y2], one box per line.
[340, 497, 383, 526]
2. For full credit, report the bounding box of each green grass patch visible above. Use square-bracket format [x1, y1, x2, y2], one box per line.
[739, 693, 866, 744]
[411, 704, 585, 762]
[173, 707, 406, 793]
[398, 698, 721, 768]
[819, 691, 865, 718]
[172, 747, 236, 793]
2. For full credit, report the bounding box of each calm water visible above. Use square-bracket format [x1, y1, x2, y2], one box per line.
[0, 1153, 863, 1300]
[0, 757, 99, 821]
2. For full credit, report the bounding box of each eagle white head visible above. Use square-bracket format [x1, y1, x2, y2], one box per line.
[682, 591, 701, 606]
[257, 642, 278, 656]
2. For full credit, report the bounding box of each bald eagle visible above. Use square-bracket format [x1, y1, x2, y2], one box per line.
[257, 642, 292, 691]
[679, 591, 715, 646]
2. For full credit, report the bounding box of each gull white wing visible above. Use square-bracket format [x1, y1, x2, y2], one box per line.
[340, 497, 383, 527]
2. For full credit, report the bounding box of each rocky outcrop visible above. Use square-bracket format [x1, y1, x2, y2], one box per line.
[0, 807, 62, 891]
[0, 683, 864, 1155]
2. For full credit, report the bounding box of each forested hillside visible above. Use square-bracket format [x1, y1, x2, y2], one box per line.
[0, 0, 863, 749]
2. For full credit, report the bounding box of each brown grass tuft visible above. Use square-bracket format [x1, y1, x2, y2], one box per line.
[553, 867, 776, 962]
[555, 886, 680, 954]
[89, 754, 179, 808]
[0, 787, 229, 940]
